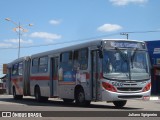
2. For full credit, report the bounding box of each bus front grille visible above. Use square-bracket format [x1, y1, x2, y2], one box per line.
[118, 95, 142, 99]
[117, 87, 142, 92]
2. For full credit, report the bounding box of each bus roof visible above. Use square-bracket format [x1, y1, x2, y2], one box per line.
[7, 56, 30, 67]
[31, 39, 145, 58]
[31, 39, 102, 58]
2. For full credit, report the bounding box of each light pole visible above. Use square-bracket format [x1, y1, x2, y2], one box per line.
[120, 32, 129, 39]
[5, 18, 33, 58]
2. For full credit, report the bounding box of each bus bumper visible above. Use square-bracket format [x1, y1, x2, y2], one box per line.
[101, 89, 151, 101]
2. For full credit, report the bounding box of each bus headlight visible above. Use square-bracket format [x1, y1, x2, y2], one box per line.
[102, 82, 117, 92]
[142, 82, 151, 92]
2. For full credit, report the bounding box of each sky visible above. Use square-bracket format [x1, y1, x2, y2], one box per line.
[0, 0, 160, 77]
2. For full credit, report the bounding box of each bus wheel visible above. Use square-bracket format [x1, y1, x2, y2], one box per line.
[63, 99, 74, 103]
[113, 100, 127, 108]
[13, 87, 23, 100]
[75, 88, 91, 106]
[35, 87, 42, 102]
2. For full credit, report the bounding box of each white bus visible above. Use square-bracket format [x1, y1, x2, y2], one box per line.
[6, 39, 151, 108]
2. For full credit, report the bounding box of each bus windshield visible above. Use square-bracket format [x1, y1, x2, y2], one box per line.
[103, 48, 150, 81]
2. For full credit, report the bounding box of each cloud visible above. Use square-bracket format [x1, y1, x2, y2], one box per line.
[49, 19, 61, 25]
[0, 43, 12, 48]
[97, 24, 122, 32]
[30, 32, 62, 43]
[4, 39, 33, 44]
[109, 0, 148, 6]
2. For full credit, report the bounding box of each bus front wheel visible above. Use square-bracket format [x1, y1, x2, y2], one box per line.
[75, 88, 90, 106]
[113, 100, 127, 108]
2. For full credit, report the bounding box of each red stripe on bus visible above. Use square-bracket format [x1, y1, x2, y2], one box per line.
[30, 76, 50, 80]
[53, 76, 58, 80]
[93, 73, 103, 79]
[86, 72, 90, 79]
[11, 77, 23, 81]
[59, 82, 76, 85]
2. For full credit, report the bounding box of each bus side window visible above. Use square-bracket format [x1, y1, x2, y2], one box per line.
[79, 48, 88, 70]
[18, 62, 23, 76]
[74, 50, 80, 69]
[60, 51, 73, 70]
[39, 56, 48, 73]
[73, 48, 88, 70]
[32, 58, 39, 73]
[61, 52, 72, 63]
[12, 64, 18, 76]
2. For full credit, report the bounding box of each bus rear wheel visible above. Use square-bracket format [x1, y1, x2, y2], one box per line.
[113, 100, 127, 108]
[75, 88, 90, 106]
[35, 87, 42, 102]
[13, 87, 23, 100]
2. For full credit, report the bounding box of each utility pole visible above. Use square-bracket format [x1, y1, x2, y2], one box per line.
[120, 32, 129, 39]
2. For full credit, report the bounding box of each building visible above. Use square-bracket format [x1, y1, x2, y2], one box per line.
[146, 40, 160, 95]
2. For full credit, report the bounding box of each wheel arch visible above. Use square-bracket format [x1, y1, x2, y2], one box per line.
[74, 85, 84, 99]
[34, 84, 40, 96]
[12, 85, 15, 94]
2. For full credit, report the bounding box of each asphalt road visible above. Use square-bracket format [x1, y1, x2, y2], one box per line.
[0, 95, 159, 120]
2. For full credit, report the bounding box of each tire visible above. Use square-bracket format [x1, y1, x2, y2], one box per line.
[113, 100, 127, 108]
[63, 99, 74, 103]
[75, 88, 91, 106]
[35, 87, 42, 102]
[13, 87, 23, 100]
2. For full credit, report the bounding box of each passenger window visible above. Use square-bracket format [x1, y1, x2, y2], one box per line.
[18, 62, 23, 76]
[80, 49, 88, 70]
[74, 48, 88, 70]
[32, 58, 39, 73]
[39, 57, 48, 73]
[61, 52, 72, 63]
[73, 50, 80, 69]
[60, 51, 73, 73]
[12, 64, 18, 76]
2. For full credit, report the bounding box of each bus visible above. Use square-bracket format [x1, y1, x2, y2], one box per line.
[6, 39, 151, 108]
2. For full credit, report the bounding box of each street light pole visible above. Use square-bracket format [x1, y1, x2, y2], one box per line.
[18, 22, 21, 58]
[5, 18, 33, 58]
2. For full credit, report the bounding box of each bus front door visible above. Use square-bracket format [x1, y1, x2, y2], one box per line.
[91, 51, 101, 101]
[50, 57, 59, 97]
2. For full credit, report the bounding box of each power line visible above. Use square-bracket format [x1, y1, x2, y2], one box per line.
[121, 30, 160, 34]
[0, 30, 160, 50]
[0, 33, 119, 50]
